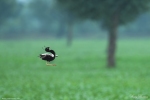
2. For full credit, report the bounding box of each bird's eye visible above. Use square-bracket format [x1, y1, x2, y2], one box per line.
[45, 47, 50, 52]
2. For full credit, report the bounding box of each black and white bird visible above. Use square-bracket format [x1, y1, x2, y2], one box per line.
[39, 47, 58, 66]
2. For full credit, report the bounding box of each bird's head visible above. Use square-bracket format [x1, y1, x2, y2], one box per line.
[45, 47, 50, 52]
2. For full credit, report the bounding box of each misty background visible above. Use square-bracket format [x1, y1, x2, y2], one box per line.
[0, 0, 150, 40]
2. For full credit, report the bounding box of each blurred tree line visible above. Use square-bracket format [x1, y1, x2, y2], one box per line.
[0, 0, 150, 67]
[0, 0, 150, 40]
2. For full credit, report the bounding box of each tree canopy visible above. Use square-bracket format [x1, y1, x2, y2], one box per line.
[0, 0, 20, 25]
[57, 0, 150, 28]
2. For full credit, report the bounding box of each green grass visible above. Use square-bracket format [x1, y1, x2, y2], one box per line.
[0, 39, 150, 100]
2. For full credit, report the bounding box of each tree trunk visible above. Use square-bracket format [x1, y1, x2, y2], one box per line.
[67, 20, 73, 47]
[56, 19, 65, 38]
[107, 14, 119, 67]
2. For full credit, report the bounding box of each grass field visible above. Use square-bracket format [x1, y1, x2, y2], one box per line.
[0, 39, 150, 100]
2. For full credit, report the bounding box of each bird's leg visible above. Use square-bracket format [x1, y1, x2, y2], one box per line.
[46, 62, 53, 66]
[46, 62, 56, 66]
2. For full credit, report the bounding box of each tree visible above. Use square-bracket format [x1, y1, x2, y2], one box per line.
[0, 0, 20, 26]
[0, 0, 22, 38]
[56, 0, 150, 67]
[65, 12, 75, 47]
[30, 0, 55, 34]
[54, 8, 75, 47]
[54, 0, 76, 47]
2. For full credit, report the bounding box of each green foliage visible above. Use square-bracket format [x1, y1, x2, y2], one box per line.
[30, 0, 54, 22]
[57, 0, 150, 28]
[0, 39, 150, 99]
[30, 0, 66, 34]
[0, 0, 20, 25]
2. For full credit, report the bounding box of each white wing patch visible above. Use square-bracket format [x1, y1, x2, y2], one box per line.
[41, 53, 54, 57]
[50, 54, 54, 57]
[41, 53, 50, 55]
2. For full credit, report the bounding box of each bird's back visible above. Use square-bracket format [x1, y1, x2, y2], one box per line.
[40, 53, 54, 62]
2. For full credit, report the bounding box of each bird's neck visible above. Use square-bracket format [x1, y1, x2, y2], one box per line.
[49, 50, 55, 56]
